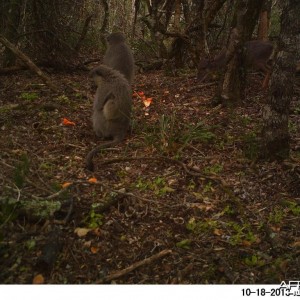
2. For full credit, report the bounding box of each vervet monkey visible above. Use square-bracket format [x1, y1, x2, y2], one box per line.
[103, 32, 134, 84]
[86, 65, 132, 171]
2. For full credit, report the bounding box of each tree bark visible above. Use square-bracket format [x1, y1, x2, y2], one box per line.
[260, 0, 300, 159]
[2, 0, 22, 67]
[74, 14, 94, 52]
[214, 0, 264, 105]
[257, 0, 272, 41]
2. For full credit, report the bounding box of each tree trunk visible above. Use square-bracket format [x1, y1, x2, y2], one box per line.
[2, 0, 22, 67]
[260, 0, 300, 159]
[174, 0, 181, 31]
[257, 0, 272, 41]
[214, 0, 264, 105]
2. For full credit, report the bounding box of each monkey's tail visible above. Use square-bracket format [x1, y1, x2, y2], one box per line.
[85, 138, 122, 171]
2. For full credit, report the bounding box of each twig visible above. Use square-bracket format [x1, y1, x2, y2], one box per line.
[32, 186, 71, 200]
[96, 249, 172, 283]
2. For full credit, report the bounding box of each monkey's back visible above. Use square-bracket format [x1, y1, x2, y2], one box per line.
[91, 65, 132, 140]
[103, 42, 134, 84]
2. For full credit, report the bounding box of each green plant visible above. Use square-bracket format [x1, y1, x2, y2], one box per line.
[244, 254, 265, 267]
[203, 181, 214, 193]
[186, 217, 218, 234]
[227, 222, 256, 246]
[239, 115, 252, 126]
[0, 197, 20, 228]
[135, 176, 175, 196]
[268, 207, 285, 224]
[159, 113, 178, 153]
[242, 132, 259, 160]
[179, 122, 215, 150]
[282, 200, 300, 216]
[84, 204, 104, 229]
[20, 92, 38, 101]
[222, 205, 235, 216]
[13, 153, 30, 188]
[176, 239, 192, 249]
[288, 120, 297, 134]
[203, 164, 223, 175]
[56, 95, 71, 105]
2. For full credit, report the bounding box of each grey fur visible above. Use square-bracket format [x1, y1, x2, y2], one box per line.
[86, 64, 132, 171]
[103, 32, 134, 84]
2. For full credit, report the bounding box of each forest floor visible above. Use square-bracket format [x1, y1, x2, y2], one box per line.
[0, 68, 300, 284]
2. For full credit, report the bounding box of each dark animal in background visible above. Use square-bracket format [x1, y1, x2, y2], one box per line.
[197, 40, 274, 88]
[86, 65, 132, 171]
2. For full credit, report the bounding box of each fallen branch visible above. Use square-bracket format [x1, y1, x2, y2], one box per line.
[97, 249, 172, 283]
[0, 34, 58, 92]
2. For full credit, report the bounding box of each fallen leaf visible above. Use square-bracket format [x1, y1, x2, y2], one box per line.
[62, 118, 75, 126]
[33, 274, 44, 284]
[241, 240, 252, 247]
[138, 91, 145, 97]
[91, 246, 100, 254]
[83, 241, 92, 248]
[213, 228, 223, 236]
[88, 177, 98, 183]
[270, 226, 281, 232]
[74, 227, 92, 237]
[62, 182, 72, 188]
[143, 97, 153, 107]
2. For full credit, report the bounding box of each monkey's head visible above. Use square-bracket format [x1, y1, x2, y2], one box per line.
[106, 32, 126, 44]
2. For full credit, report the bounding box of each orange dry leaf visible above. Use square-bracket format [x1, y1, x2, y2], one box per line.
[62, 118, 75, 126]
[91, 246, 100, 254]
[143, 97, 153, 107]
[93, 228, 101, 236]
[33, 274, 45, 284]
[88, 177, 98, 183]
[138, 91, 145, 97]
[62, 182, 72, 189]
[241, 240, 252, 247]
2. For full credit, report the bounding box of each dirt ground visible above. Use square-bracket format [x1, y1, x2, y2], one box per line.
[0, 68, 299, 284]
